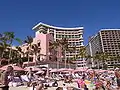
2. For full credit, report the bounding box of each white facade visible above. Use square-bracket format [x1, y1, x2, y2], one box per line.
[32, 22, 85, 67]
[86, 29, 120, 69]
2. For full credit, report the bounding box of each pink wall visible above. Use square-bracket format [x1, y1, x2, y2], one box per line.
[34, 33, 54, 61]
[21, 33, 55, 62]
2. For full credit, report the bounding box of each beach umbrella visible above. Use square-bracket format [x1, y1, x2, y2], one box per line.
[50, 69, 58, 73]
[67, 68, 74, 71]
[87, 69, 93, 71]
[36, 70, 44, 74]
[58, 68, 74, 72]
[73, 68, 87, 72]
[24, 67, 41, 71]
[108, 70, 114, 73]
[97, 70, 107, 73]
[58, 68, 67, 71]
[0, 64, 24, 71]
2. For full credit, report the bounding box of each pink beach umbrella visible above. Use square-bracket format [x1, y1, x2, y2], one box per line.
[87, 69, 93, 71]
[50, 69, 58, 73]
[58, 68, 67, 71]
[97, 70, 107, 73]
[36, 70, 44, 74]
[87, 69, 95, 73]
[74, 68, 88, 72]
[0, 64, 24, 71]
[58, 68, 74, 72]
[108, 70, 114, 73]
[24, 67, 41, 71]
[67, 68, 74, 71]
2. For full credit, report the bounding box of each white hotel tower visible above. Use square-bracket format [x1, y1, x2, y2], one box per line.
[32, 22, 85, 67]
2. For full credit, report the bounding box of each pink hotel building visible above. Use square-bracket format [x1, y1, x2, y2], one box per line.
[21, 22, 85, 67]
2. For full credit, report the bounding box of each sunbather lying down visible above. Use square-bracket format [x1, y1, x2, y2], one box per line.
[29, 81, 44, 90]
[56, 87, 79, 90]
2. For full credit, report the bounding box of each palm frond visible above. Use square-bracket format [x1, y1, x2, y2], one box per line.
[24, 36, 33, 44]
[15, 38, 22, 45]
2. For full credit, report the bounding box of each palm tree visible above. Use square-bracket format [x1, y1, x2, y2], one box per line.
[0, 32, 22, 65]
[71, 46, 78, 68]
[93, 51, 109, 69]
[0, 43, 9, 66]
[75, 46, 86, 68]
[24, 36, 33, 66]
[16, 46, 24, 61]
[99, 52, 109, 69]
[0, 32, 13, 65]
[93, 52, 101, 69]
[49, 40, 61, 69]
[108, 55, 120, 69]
[2, 32, 14, 63]
[86, 55, 93, 69]
[49, 40, 60, 59]
[67, 47, 74, 68]
[2, 32, 21, 64]
[59, 38, 69, 68]
[16, 46, 22, 56]
[32, 44, 41, 65]
[79, 46, 86, 60]
[0, 33, 9, 58]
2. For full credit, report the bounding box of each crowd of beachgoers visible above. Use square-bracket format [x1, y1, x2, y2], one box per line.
[0, 65, 120, 90]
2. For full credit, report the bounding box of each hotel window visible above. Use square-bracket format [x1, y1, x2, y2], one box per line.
[76, 42, 79, 45]
[75, 35, 77, 38]
[73, 42, 76, 46]
[38, 42, 41, 47]
[111, 62, 114, 64]
[65, 35, 68, 38]
[56, 35, 58, 38]
[59, 35, 62, 38]
[67, 35, 69, 38]
[59, 35, 60, 38]
[80, 35, 83, 38]
[38, 50, 40, 53]
[57, 34, 61, 38]
[69, 35, 72, 38]
[72, 35, 74, 38]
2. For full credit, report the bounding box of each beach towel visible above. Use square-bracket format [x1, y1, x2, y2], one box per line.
[77, 79, 85, 88]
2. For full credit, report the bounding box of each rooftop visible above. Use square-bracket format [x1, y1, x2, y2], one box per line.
[100, 28, 120, 31]
[32, 22, 84, 30]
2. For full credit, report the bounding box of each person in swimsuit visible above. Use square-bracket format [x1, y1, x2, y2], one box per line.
[1, 66, 14, 90]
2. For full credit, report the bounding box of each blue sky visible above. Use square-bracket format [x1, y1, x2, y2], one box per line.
[0, 0, 120, 45]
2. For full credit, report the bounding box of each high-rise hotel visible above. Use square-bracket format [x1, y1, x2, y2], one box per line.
[86, 29, 120, 68]
[32, 22, 85, 67]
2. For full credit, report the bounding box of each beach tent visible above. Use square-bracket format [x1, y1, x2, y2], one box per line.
[0, 64, 24, 71]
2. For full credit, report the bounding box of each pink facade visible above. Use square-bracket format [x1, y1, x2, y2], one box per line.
[33, 33, 54, 61]
[21, 33, 54, 63]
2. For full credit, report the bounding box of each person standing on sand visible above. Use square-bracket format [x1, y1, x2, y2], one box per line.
[27, 68, 34, 84]
[36, 82, 44, 90]
[1, 66, 14, 90]
[115, 68, 120, 89]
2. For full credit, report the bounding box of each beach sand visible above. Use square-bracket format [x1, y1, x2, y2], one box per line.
[10, 81, 94, 90]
